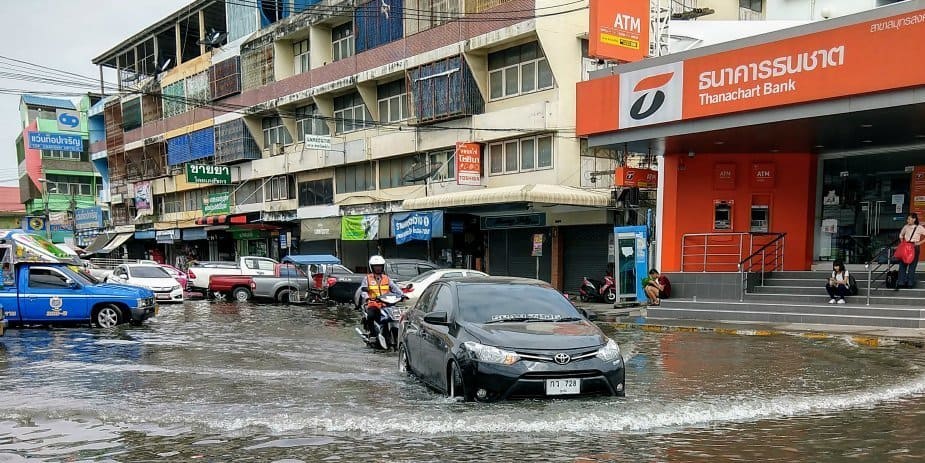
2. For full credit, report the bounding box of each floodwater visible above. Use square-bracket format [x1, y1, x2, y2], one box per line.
[0, 301, 923, 461]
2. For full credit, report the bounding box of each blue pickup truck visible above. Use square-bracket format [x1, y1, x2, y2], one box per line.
[0, 230, 157, 328]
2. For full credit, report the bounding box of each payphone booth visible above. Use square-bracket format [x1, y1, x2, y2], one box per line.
[614, 226, 648, 306]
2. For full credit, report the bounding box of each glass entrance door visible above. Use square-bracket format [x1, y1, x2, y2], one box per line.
[819, 153, 917, 264]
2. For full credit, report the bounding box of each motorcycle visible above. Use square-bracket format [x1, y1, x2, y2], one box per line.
[355, 294, 406, 350]
[579, 275, 616, 303]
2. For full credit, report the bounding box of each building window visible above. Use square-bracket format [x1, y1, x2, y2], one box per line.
[739, 0, 762, 12]
[293, 39, 310, 74]
[42, 150, 80, 161]
[267, 176, 291, 201]
[295, 105, 330, 139]
[332, 22, 354, 62]
[333, 93, 370, 134]
[262, 116, 292, 147]
[235, 180, 264, 205]
[377, 80, 409, 123]
[379, 154, 428, 189]
[406, 0, 461, 34]
[488, 42, 554, 100]
[488, 134, 554, 175]
[335, 163, 376, 194]
[45, 175, 94, 196]
[429, 149, 455, 182]
[298, 178, 334, 206]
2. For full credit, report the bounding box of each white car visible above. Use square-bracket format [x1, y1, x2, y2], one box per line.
[401, 269, 488, 302]
[107, 264, 184, 303]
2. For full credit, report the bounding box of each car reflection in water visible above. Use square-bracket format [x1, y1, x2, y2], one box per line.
[398, 277, 625, 402]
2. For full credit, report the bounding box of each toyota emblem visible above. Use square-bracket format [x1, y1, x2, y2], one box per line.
[554, 353, 570, 365]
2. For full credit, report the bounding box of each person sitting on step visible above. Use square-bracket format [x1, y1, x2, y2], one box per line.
[826, 260, 850, 304]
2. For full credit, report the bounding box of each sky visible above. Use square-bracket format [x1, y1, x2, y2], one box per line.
[0, 0, 191, 186]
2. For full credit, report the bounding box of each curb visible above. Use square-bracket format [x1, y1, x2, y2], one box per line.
[605, 322, 925, 349]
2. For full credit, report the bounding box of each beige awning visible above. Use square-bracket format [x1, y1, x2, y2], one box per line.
[402, 184, 612, 210]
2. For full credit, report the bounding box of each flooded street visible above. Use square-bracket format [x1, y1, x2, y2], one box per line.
[0, 301, 923, 461]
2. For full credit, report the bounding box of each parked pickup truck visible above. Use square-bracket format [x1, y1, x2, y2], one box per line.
[209, 264, 309, 302]
[187, 256, 279, 292]
[0, 231, 156, 328]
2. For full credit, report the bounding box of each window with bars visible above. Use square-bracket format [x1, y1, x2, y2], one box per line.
[377, 79, 409, 123]
[262, 116, 293, 147]
[235, 180, 264, 205]
[332, 22, 354, 62]
[488, 41, 554, 101]
[186, 71, 211, 107]
[295, 105, 329, 139]
[298, 178, 334, 206]
[405, 0, 461, 34]
[210, 56, 242, 100]
[122, 97, 142, 131]
[293, 39, 310, 74]
[241, 42, 275, 90]
[379, 154, 427, 189]
[333, 93, 370, 134]
[488, 134, 554, 175]
[162, 80, 187, 118]
[42, 150, 81, 161]
[429, 149, 455, 182]
[45, 174, 94, 196]
[267, 176, 292, 201]
[335, 163, 376, 193]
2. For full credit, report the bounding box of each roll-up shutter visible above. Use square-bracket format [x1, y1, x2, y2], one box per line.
[562, 225, 612, 293]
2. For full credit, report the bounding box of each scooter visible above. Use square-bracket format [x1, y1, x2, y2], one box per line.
[579, 275, 616, 303]
[355, 294, 406, 350]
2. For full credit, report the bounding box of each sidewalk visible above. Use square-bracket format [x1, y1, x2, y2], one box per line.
[581, 303, 925, 347]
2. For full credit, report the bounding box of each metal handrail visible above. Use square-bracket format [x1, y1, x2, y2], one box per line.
[737, 233, 787, 301]
[864, 239, 900, 306]
[681, 232, 784, 272]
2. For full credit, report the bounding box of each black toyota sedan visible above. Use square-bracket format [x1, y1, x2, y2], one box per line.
[397, 277, 625, 401]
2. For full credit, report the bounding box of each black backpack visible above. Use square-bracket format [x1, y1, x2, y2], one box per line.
[848, 274, 858, 296]
[884, 270, 899, 289]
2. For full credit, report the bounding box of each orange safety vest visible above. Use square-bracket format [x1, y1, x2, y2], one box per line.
[366, 274, 392, 299]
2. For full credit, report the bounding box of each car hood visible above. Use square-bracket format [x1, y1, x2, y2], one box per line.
[89, 283, 154, 298]
[462, 320, 605, 350]
[128, 277, 178, 288]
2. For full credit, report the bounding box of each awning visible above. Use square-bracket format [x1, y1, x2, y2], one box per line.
[196, 214, 250, 226]
[401, 184, 612, 210]
[84, 233, 114, 254]
[282, 254, 341, 266]
[97, 233, 133, 254]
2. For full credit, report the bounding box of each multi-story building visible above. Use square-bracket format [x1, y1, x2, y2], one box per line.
[699, 0, 907, 20]
[0, 186, 26, 230]
[15, 94, 102, 244]
[90, 0, 631, 289]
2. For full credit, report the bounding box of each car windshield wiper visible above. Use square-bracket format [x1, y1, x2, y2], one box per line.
[554, 317, 583, 322]
[484, 317, 530, 324]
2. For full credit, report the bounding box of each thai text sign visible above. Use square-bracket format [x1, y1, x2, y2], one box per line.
[202, 192, 231, 216]
[75, 206, 103, 230]
[455, 142, 482, 186]
[589, 0, 649, 62]
[393, 211, 443, 245]
[187, 164, 231, 184]
[27, 132, 83, 152]
[304, 135, 332, 150]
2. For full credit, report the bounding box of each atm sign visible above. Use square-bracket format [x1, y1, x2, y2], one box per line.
[615, 167, 658, 188]
[752, 162, 776, 187]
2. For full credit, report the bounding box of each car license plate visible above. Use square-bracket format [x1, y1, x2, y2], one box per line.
[546, 378, 580, 395]
[156, 294, 170, 300]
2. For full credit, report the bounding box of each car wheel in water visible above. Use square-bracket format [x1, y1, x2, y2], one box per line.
[398, 344, 412, 375]
[95, 305, 122, 328]
[233, 287, 251, 302]
[447, 361, 470, 401]
[276, 289, 290, 303]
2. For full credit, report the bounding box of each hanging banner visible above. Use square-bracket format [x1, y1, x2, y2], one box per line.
[202, 192, 231, 216]
[186, 164, 231, 184]
[455, 142, 482, 186]
[134, 181, 153, 215]
[75, 206, 103, 230]
[392, 211, 444, 245]
[588, 0, 649, 62]
[341, 215, 380, 241]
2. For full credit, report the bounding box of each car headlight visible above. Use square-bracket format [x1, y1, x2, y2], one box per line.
[595, 338, 622, 362]
[172, 285, 181, 291]
[462, 341, 520, 365]
[136, 298, 147, 308]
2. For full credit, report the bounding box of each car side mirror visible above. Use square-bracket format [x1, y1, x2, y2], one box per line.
[424, 311, 449, 325]
[119, 274, 128, 280]
[67, 280, 79, 289]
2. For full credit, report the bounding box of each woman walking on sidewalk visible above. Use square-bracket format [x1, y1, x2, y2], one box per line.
[826, 260, 850, 304]
[897, 213, 925, 290]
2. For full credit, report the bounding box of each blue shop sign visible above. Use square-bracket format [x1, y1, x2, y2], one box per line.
[182, 228, 208, 240]
[392, 211, 444, 245]
[27, 132, 83, 152]
[135, 230, 156, 240]
[74, 206, 103, 230]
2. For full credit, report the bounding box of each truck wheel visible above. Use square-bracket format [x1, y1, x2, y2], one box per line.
[95, 305, 122, 328]
[232, 287, 252, 302]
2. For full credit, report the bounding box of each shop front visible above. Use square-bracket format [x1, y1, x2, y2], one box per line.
[299, 216, 340, 255]
[578, 0, 925, 272]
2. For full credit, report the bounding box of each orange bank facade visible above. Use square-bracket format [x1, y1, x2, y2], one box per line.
[578, 0, 925, 272]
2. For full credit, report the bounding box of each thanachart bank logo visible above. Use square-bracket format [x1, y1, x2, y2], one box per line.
[619, 61, 684, 129]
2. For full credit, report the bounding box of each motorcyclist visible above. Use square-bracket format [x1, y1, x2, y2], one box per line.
[359, 255, 403, 336]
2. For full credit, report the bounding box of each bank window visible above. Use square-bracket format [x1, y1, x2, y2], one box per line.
[739, 0, 762, 12]
[488, 41, 554, 101]
[262, 116, 292, 147]
[295, 105, 329, 139]
[333, 93, 370, 134]
[332, 22, 354, 62]
[377, 80, 409, 123]
[42, 149, 80, 161]
[429, 149, 455, 182]
[488, 134, 554, 175]
[267, 176, 291, 201]
[335, 163, 376, 194]
[298, 178, 334, 206]
[293, 39, 310, 74]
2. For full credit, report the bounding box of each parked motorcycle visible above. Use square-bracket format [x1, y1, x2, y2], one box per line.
[355, 294, 406, 350]
[579, 275, 616, 303]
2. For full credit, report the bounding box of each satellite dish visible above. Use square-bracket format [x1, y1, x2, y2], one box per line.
[401, 160, 441, 184]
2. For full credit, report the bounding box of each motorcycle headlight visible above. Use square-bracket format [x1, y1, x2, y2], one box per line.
[462, 341, 520, 365]
[595, 338, 622, 362]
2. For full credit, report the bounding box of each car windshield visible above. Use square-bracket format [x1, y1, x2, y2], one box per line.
[67, 266, 100, 285]
[457, 283, 582, 324]
[162, 266, 179, 276]
[407, 269, 438, 284]
[130, 266, 171, 278]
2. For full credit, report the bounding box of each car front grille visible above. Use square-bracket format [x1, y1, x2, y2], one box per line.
[520, 370, 602, 379]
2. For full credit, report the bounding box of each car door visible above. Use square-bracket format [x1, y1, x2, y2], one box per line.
[419, 283, 455, 387]
[21, 266, 89, 322]
[403, 284, 437, 379]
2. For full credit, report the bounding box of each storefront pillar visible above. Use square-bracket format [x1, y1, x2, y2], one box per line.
[551, 227, 564, 290]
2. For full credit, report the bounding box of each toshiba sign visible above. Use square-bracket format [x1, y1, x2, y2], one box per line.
[588, 0, 649, 63]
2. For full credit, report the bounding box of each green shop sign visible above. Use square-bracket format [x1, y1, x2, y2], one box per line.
[202, 192, 231, 216]
[231, 229, 263, 240]
[187, 164, 231, 184]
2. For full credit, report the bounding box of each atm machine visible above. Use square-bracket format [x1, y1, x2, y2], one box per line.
[613, 225, 649, 306]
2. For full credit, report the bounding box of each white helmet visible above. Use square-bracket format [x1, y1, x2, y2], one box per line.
[368, 255, 386, 267]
